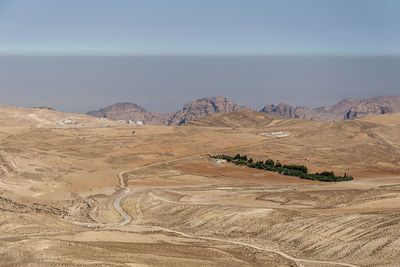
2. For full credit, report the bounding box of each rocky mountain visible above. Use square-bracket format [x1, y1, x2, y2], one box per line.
[260, 96, 400, 121]
[167, 96, 249, 125]
[87, 96, 249, 126]
[88, 95, 400, 125]
[87, 103, 169, 125]
[260, 103, 296, 118]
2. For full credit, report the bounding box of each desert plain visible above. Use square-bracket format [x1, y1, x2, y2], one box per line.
[0, 107, 400, 266]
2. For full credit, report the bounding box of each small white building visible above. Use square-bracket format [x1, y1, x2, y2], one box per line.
[55, 118, 82, 127]
[212, 159, 227, 164]
[126, 120, 144, 126]
[260, 131, 289, 138]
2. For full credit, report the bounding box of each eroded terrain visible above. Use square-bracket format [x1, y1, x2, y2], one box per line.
[1, 111, 400, 266]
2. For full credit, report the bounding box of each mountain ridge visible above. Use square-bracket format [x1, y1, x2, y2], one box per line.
[260, 95, 400, 121]
[87, 96, 249, 126]
[87, 95, 400, 125]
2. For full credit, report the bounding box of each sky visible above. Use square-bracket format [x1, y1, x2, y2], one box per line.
[0, 0, 399, 113]
[0, 0, 399, 56]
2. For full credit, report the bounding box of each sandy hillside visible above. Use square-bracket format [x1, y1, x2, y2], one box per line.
[0, 104, 122, 128]
[187, 110, 283, 127]
[0, 107, 399, 266]
[189, 111, 400, 176]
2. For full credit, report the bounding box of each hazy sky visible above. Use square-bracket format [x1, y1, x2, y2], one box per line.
[1, 56, 399, 113]
[0, 1, 399, 113]
[0, 0, 399, 56]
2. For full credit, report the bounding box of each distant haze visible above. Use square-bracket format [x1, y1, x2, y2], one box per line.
[0, 55, 399, 114]
[1, 1, 399, 113]
[1, 1, 399, 56]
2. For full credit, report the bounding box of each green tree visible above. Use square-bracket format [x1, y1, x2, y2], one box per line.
[265, 159, 274, 166]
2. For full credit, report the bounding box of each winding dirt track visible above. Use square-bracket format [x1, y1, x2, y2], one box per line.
[146, 192, 360, 267]
[0, 150, 359, 266]
[112, 189, 133, 226]
[107, 156, 359, 267]
[151, 226, 358, 267]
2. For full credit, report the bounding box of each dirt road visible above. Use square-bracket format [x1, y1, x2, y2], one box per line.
[106, 156, 360, 267]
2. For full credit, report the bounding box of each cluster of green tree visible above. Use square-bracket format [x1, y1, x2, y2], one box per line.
[212, 154, 353, 182]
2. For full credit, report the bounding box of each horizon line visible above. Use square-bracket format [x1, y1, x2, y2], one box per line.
[1, 52, 400, 58]
[4, 94, 399, 115]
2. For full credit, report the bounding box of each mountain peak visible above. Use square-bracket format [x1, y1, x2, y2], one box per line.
[88, 95, 400, 125]
[260, 95, 400, 121]
[169, 96, 249, 125]
[87, 102, 168, 124]
[87, 96, 249, 126]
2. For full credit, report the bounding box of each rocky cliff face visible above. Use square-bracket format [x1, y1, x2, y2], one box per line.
[345, 103, 393, 119]
[88, 95, 400, 125]
[260, 96, 400, 121]
[167, 96, 249, 125]
[87, 96, 249, 126]
[260, 103, 297, 119]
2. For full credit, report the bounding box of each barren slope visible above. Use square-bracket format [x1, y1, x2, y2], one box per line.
[187, 110, 284, 128]
[0, 106, 399, 266]
[0, 105, 121, 128]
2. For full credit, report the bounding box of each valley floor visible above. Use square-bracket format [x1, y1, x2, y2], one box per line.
[0, 120, 400, 266]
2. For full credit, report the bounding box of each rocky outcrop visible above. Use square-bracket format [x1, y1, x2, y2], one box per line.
[345, 103, 393, 120]
[87, 96, 249, 126]
[260, 103, 297, 119]
[259, 103, 332, 120]
[167, 96, 249, 125]
[88, 95, 400, 125]
[87, 103, 170, 125]
[260, 96, 400, 121]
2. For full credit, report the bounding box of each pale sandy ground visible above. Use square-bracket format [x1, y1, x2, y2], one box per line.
[0, 109, 400, 266]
